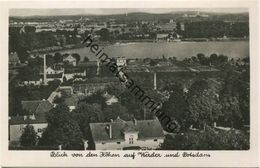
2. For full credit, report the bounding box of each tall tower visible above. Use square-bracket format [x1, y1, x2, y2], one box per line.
[153, 72, 157, 90]
[43, 54, 47, 85]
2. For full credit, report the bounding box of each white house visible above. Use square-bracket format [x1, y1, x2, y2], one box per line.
[46, 67, 64, 75]
[46, 72, 64, 83]
[63, 55, 77, 66]
[21, 75, 42, 86]
[9, 114, 48, 146]
[89, 118, 164, 150]
[64, 68, 86, 80]
[116, 57, 127, 67]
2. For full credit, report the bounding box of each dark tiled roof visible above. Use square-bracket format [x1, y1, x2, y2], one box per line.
[90, 119, 164, 142]
[47, 72, 63, 79]
[64, 68, 85, 74]
[21, 100, 53, 114]
[9, 113, 47, 125]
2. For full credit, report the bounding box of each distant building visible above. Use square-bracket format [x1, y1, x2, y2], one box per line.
[21, 75, 43, 86]
[64, 67, 86, 80]
[46, 72, 64, 83]
[103, 93, 119, 105]
[46, 67, 64, 75]
[157, 22, 177, 32]
[156, 33, 169, 40]
[89, 118, 164, 150]
[63, 55, 77, 66]
[9, 52, 20, 66]
[116, 57, 127, 67]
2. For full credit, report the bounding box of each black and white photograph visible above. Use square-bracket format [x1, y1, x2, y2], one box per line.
[7, 7, 251, 151]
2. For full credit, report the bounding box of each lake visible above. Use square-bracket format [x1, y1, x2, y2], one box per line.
[59, 41, 249, 61]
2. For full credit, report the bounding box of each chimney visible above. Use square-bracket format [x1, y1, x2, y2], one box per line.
[213, 122, 217, 127]
[23, 116, 28, 121]
[153, 72, 157, 90]
[133, 118, 137, 125]
[43, 54, 47, 85]
[83, 140, 88, 150]
[106, 124, 112, 139]
[96, 60, 100, 76]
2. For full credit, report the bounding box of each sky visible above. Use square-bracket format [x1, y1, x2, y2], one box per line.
[10, 8, 248, 17]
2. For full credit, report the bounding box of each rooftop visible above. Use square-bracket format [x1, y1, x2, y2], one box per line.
[21, 100, 53, 115]
[90, 119, 164, 142]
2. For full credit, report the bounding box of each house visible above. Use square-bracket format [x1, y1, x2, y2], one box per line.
[21, 75, 43, 86]
[46, 67, 64, 75]
[9, 52, 20, 66]
[9, 113, 48, 146]
[156, 33, 169, 40]
[21, 99, 53, 115]
[9, 99, 53, 145]
[58, 86, 73, 96]
[63, 55, 77, 66]
[157, 22, 177, 32]
[103, 92, 119, 105]
[116, 57, 127, 67]
[89, 118, 164, 150]
[46, 72, 64, 83]
[64, 67, 86, 80]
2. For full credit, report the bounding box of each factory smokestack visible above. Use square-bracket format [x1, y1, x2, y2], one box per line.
[154, 72, 157, 90]
[43, 54, 47, 85]
[96, 60, 100, 76]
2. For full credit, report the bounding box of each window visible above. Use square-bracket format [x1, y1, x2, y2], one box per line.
[154, 139, 158, 142]
[117, 142, 121, 144]
[129, 135, 134, 144]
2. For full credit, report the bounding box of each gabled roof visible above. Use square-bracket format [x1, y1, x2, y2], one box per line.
[89, 119, 164, 142]
[21, 100, 53, 115]
[46, 72, 63, 79]
[63, 55, 76, 61]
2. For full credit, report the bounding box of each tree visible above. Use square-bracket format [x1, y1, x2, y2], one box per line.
[46, 54, 54, 67]
[83, 56, 90, 62]
[39, 104, 83, 149]
[220, 95, 241, 128]
[73, 103, 103, 139]
[187, 80, 222, 130]
[72, 53, 81, 63]
[24, 26, 36, 33]
[104, 103, 129, 121]
[161, 82, 188, 131]
[20, 125, 37, 146]
[161, 127, 249, 150]
[98, 28, 110, 41]
[53, 52, 63, 63]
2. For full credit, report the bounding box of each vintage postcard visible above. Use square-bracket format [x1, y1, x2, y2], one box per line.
[0, 0, 259, 167]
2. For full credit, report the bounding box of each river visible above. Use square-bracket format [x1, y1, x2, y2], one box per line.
[58, 41, 249, 61]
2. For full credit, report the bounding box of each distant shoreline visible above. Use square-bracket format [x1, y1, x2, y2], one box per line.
[29, 38, 249, 55]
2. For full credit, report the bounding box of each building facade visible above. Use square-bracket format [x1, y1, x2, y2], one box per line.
[89, 118, 165, 150]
